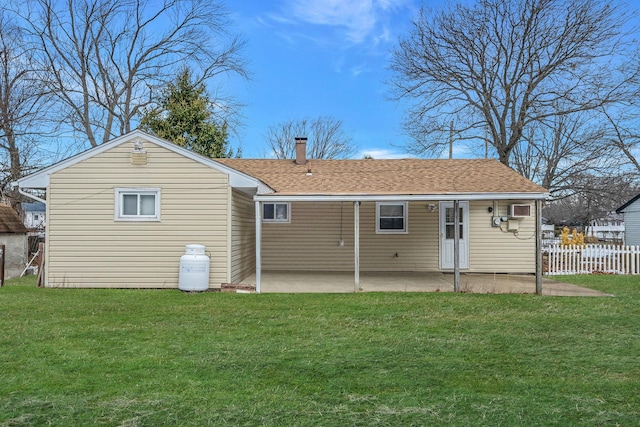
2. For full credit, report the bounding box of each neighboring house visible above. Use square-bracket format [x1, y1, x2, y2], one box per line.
[22, 201, 46, 230]
[543, 212, 626, 245]
[541, 219, 557, 246]
[14, 130, 548, 290]
[616, 194, 640, 246]
[0, 205, 28, 279]
[585, 212, 624, 243]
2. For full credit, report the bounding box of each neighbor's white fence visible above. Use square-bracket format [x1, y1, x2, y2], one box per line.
[545, 244, 640, 275]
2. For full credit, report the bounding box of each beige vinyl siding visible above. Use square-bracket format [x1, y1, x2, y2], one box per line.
[360, 202, 439, 271]
[468, 200, 536, 273]
[262, 201, 439, 272]
[262, 201, 354, 271]
[230, 189, 255, 283]
[261, 200, 536, 273]
[45, 140, 230, 288]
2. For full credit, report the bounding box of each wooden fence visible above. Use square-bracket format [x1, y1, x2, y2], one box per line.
[544, 244, 640, 275]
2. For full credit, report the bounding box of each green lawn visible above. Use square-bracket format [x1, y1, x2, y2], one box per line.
[1, 275, 638, 426]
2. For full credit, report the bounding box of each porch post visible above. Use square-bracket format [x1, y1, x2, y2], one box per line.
[453, 199, 460, 292]
[354, 201, 360, 289]
[255, 201, 262, 293]
[535, 199, 542, 295]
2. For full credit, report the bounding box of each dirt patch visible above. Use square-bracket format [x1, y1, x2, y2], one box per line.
[221, 283, 256, 293]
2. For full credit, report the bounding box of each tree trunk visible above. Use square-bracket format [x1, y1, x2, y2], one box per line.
[6, 132, 23, 215]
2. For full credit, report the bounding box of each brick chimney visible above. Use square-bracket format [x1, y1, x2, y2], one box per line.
[295, 137, 307, 165]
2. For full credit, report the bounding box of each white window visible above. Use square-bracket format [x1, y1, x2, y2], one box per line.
[376, 202, 408, 234]
[262, 202, 290, 223]
[115, 188, 160, 221]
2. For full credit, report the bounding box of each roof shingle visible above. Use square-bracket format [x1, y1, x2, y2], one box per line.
[0, 205, 27, 234]
[215, 158, 547, 196]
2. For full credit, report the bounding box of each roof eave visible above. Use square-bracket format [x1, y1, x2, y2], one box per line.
[12, 130, 264, 191]
[254, 192, 549, 202]
[616, 192, 640, 213]
[12, 174, 48, 189]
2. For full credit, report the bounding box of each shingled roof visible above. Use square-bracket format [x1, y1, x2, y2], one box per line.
[215, 158, 547, 196]
[0, 205, 27, 234]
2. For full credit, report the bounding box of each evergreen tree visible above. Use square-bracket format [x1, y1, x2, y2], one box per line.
[140, 68, 234, 158]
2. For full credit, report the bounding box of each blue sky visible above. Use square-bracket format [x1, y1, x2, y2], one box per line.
[223, 0, 424, 159]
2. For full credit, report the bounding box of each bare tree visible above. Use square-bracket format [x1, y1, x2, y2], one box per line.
[600, 106, 640, 176]
[17, 0, 246, 147]
[543, 174, 637, 229]
[388, 0, 638, 166]
[0, 11, 52, 211]
[265, 117, 355, 159]
[511, 109, 617, 196]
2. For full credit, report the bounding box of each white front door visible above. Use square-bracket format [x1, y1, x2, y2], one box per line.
[440, 201, 469, 269]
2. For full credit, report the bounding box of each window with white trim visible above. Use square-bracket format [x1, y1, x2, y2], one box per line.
[262, 202, 290, 223]
[376, 202, 408, 233]
[115, 188, 160, 221]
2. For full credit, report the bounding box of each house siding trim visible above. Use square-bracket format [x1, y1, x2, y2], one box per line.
[254, 193, 547, 202]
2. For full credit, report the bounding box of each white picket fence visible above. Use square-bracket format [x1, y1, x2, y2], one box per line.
[544, 244, 640, 275]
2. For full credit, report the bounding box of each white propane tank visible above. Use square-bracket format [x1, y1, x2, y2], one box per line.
[178, 244, 210, 291]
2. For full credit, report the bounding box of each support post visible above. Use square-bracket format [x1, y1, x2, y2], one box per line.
[36, 243, 45, 287]
[255, 201, 262, 293]
[535, 199, 542, 295]
[0, 244, 4, 287]
[354, 201, 360, 290]
[449, 121, 454, 159]
[453, 200, 460, 292]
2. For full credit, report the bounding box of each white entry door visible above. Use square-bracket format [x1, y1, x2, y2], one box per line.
[439, 201, 469, 269]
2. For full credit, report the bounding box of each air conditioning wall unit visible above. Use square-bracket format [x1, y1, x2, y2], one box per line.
[509, 204, 531, 218]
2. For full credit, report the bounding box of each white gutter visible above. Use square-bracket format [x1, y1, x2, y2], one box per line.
[17, 187, 47, 205]
[254, 192, 548, 202]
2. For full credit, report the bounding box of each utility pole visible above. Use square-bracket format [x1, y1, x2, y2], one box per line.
[449, 121, 454, 159]
[485, 127, 488, 159]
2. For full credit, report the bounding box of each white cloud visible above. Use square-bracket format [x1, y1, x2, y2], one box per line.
[350, 63, 368, 77]
[288, 0, 376, 44]
[263, 13, 296, 25]
[280, 0, 413, 45]
[356, 148, 408, 159]
[373, 25, 391, 45]
[436, 143, 475, 159]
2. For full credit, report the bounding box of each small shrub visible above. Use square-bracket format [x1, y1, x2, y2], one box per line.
[560, 226, 585, 246]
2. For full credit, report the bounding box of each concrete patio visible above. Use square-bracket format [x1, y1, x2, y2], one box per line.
[237, 271, 611, 296]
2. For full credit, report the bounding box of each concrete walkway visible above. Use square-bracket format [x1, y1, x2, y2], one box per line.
[238, 271, 611, 296]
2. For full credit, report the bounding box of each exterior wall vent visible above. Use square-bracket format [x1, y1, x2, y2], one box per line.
[131, 139, 147, 165]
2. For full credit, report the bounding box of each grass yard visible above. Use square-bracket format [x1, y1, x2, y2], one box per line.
[1, 275, 639, 426]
